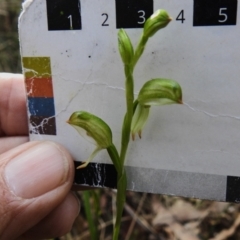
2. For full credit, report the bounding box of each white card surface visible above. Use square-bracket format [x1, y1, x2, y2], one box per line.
[19, 0, 240, 202]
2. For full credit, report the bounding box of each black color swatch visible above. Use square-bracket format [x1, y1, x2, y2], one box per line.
[46, 0, 82, 31]
[74, 161, 117, 188]
[226, 176, 240, 203]
[193, 0, 237, 26]
[115, 0, 153, 28]
[29, 115, 56, 135]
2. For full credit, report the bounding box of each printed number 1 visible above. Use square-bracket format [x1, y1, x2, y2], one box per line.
[68, 15, 73, 29]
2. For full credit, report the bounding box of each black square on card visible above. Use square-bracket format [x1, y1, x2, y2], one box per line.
[46, 0, 82, 31]
[115, 0, 153, 28]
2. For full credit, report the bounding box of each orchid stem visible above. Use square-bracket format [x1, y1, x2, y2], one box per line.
[132, 34, 148, 68]
[113, 42, 145, 239]
[120, 64, 134, 165]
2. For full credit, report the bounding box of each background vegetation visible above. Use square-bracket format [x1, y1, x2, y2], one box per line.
[0, 0, 22, 73]
[1, 1, 240, 239]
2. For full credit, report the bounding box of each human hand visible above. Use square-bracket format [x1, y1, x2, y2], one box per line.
[0, 73, 80, 240]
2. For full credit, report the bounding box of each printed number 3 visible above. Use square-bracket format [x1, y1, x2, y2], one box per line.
[219, 8, 228, 23]
[138, 10, 145, 24]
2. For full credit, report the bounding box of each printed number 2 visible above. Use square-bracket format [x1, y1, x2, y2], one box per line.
[219, 8, 228, 22]
[176, 10, 185, 23]
[102, 13, 109, 26]
[138, 10, 146, 24]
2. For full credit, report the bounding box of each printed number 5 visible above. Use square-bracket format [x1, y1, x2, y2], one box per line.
[138, 10, 145, 24]
[219, 8, 228, 23]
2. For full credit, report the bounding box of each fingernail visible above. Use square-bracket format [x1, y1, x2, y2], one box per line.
[4, 142, 70, 199]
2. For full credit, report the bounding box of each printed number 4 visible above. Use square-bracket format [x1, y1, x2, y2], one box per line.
[219, 8, 228, 23]
[176, 10, 185, 23]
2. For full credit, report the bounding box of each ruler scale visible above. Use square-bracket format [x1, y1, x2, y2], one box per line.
[19, 0, 240, 202]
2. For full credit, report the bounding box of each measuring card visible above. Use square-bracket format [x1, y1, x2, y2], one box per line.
[19, 0, 240, 202]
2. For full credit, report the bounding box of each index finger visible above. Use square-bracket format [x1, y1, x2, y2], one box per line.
[0, 73, 28, 136]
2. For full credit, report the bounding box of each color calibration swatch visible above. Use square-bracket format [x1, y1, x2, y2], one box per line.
[22, 57, 56, 135]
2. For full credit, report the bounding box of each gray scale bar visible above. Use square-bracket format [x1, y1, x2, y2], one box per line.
[125, 166, 227, 202]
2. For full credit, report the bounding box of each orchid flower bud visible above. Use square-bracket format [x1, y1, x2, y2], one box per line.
[131, 79, 182, 139]
[143, 9, 172, 38]
[118, 29, 134, 65]
[67, 111, 113, 168]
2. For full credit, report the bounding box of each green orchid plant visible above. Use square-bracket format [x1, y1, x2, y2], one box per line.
[68, 9, 183, 240]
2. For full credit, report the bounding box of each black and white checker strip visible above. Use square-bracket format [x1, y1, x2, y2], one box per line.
[74, 162, 240, 203]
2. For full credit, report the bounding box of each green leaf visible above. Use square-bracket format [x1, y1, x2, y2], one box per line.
[82, 191, 99, 240]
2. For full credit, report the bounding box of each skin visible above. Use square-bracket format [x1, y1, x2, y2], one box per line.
[0, 73, 80, 240]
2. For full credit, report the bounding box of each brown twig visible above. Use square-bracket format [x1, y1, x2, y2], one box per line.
[124, 197, 160, 238]
[125, 193, 147, 240]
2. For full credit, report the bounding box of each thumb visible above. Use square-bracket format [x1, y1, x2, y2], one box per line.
[0, 141, 75, 239]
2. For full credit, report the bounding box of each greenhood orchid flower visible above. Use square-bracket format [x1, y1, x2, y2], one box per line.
[67, 111, 113, 169]
[131, 104, 150, 140]
[131, 78, 182, 139]
[138, 78, 182, 106]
